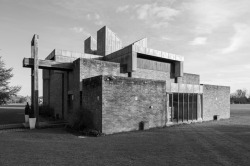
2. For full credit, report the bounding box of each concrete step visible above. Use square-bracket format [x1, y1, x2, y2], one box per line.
[0, 123, 24, 130]
[0, 121, 68, 130]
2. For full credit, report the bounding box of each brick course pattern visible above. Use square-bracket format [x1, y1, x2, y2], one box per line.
[82, 76, 103, 131]
[202, 84, 230, 121]
[82, 75, 167, 134]
[102, 76, 166, 134]
[73, 58, 126, 112]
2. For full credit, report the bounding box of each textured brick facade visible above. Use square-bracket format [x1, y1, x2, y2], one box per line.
[203, 84, 230, 121]
[102, 76, 166, 134]
[82, 76, 102, 131]
[81, 75, 167, 134]
[73, 58, 126, 112]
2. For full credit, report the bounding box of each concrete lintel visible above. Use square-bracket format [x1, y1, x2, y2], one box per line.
[23, 58, 73, 71]
[132, 45, 184, 62]
[170, 83, 203, 94]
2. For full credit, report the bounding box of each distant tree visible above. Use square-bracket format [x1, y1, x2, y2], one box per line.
[230, 89, 248, 104]
[0, 56, 21, 105]
[18, 96, 27, 103]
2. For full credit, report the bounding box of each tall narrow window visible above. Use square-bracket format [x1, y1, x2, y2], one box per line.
[193, 94, 198, 120]
[169, 94, 173, 108]
[169, 93, 173, 122]
[179, 93, 184, 121]
[184, 93, 188, 121]
[188, 93, 193, 120]
[173, 93, 178, 120]
[80, 91, 82, 107]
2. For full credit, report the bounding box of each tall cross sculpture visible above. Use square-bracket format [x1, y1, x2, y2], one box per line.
[31, 34, 39, 128]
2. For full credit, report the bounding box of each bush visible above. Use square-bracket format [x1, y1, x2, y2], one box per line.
[68, 108, 95, 131]
[39, 105, 54, 118]
[80, 129, 102, 137]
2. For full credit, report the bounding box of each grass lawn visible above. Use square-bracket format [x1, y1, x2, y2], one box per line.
[0, 104, 25, 125]
[0, 104, 250, 166]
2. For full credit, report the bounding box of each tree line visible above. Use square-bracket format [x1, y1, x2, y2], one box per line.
[230, 89, 250, 104]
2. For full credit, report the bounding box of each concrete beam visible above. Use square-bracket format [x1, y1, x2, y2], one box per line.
[23, 58, 73, 71]
[31, 34, 39, 127]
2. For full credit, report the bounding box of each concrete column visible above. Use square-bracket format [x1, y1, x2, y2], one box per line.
[177, 93, 179, 123]
[171, 95, 173, 122]
[187, 94, 189, 122]
[128, 52, 137, 72]
[166, 93, 169, 124]
[166, 93, 174, 126]
[31, 34, 39, 128]
[132, 52, 137, 72]
[182, 94, 184, 122]
[197, 94, 202, 121]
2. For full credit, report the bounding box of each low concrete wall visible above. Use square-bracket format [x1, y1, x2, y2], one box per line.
[131, 68, 170, 81]
[177, 73, 200, 85]
[202, 84, 230, 121]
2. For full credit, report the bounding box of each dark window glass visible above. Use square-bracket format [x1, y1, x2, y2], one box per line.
[188, 94, 193, 120]
[170, 63, 175, 77]
[173, 93, 178, 120]
[80, 91, 82, 107]
[184, 93, 188, 121]
[179, 93, 184, 121]
[169, 94, 173, 108]
[193, 94, 198, 120]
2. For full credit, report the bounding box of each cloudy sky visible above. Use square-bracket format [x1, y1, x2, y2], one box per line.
[0, 0, 249, 96]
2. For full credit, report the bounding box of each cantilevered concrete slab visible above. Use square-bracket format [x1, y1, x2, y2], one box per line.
[23, 58, 73, 71]
[45, 49, 103, 62]
[104, 38, 184, 76]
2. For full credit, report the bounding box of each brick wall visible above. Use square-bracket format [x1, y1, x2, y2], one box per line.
[102, 75, 167, 134]
[202, 84, 230, 121]
[73, 58, 125, 113]
[82, 76, 102, 131]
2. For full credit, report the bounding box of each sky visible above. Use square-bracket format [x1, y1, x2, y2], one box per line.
[0, 0, 250, 96]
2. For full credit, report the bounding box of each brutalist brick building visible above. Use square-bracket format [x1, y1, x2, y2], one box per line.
[42, 26, 230, 134]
